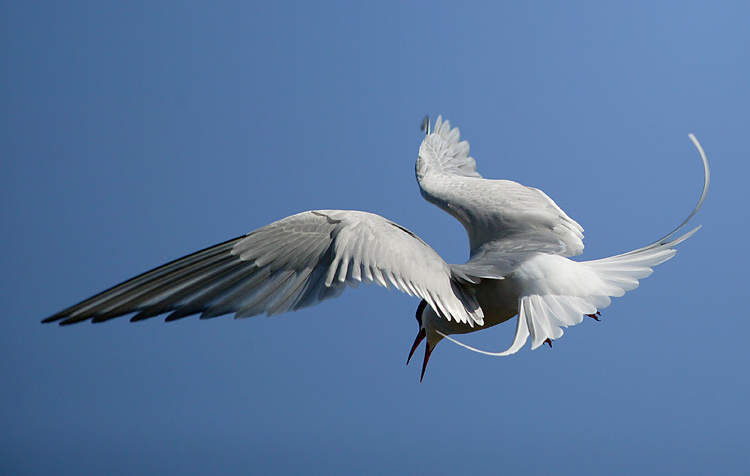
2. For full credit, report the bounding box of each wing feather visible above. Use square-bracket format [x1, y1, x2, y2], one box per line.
[44, 210, 482, 326]
[418, 117, 585, 257]
[419, 115, 482, 178]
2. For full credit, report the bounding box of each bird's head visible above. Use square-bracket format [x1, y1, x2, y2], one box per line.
[407, 300, 446, 382]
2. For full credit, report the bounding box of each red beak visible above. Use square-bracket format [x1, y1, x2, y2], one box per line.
[407, 328, 426, 365]
[407, 328, 433, 382]
[420, 343, 433, 383]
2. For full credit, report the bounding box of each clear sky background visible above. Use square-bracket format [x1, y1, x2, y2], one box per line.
[2, 2, 748, 475]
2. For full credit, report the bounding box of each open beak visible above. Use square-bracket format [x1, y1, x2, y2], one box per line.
[406, 328, 433, 382]
[407, 328, 426, 365]
[420, 343, 433, 383]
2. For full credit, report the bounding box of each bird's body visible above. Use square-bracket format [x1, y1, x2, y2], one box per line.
[44, 116, 709, 380]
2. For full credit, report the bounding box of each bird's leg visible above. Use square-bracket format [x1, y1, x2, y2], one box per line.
[544, 338, 553, 347]
[587, 311, 602, 321]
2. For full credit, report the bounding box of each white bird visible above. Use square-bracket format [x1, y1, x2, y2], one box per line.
[44, 116, 709, 381]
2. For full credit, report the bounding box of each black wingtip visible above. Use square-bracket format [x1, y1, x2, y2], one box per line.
[57, 317, 85, 326]
[42, 310, 69, 324]
[421, 115, 431, 135]
[41, 311, 87, 325]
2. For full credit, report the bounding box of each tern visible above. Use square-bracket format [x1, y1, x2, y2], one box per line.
[44, 116, 709, 381]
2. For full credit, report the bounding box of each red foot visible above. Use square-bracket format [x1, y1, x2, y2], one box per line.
[544, 338, 553, 347]
[587, 311, 601, 321]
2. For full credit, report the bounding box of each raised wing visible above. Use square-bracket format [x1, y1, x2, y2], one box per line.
[43, 210, 482, 326]
[417, 116, 584, 258]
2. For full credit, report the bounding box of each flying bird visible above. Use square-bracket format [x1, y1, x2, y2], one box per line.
[44, 116, 709, 381]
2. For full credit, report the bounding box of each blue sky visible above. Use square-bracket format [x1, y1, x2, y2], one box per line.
[1, 1, 748, 475]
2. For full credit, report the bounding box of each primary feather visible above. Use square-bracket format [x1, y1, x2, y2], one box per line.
[45, 210, 482, 326]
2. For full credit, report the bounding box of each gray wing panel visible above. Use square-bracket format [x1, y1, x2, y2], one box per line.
[44, 210, 482, 326]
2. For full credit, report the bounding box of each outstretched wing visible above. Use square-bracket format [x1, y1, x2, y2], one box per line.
[44, 210, 482, 326]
